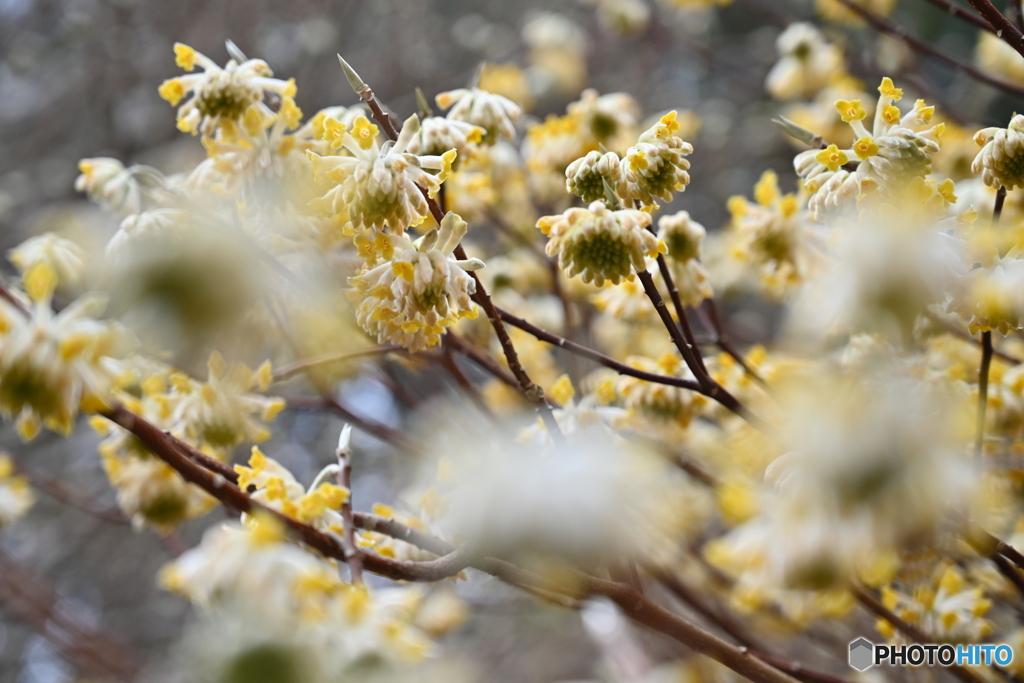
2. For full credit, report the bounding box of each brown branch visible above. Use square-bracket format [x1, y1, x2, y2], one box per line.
[656, 254, 709, 375]
[965, 0, 1024, 59]
[447, 332, 522, 392]
[0, 276, 28, 316]
[351, 513, 797, 683]
[98, 400, 795, 683]
[0, 547, 141, 680]
[978, 329, 994, 454]
[654, 571, 852, 683]
[832, 0, 1024, 98]
[962, 517, 1024, 572]
[921, 0, 998, 31]
[497, 305, 708, 392]
[438, 339, 495, 416]
[636, 269, 763, 428]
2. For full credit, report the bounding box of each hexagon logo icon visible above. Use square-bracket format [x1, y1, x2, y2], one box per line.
[849, 638, 875, 671]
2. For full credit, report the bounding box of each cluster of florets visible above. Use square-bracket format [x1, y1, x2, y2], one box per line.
[158, 42, 297, 137]
[435, 87, 523, 145]
[348, 213, 482, 352]
[766, 23, 845, 100]
[657, 210, 713, 307]
[0, 262, 128, 440]
[972, 114, 1024, 190]
[619, 112, 694, 206]
[307, 114, 457, 233]
[727, 171, 809, 296]
[794, 78, 944, 219]
[537, 200, 664, 285]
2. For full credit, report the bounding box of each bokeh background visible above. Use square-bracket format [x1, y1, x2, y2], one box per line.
[0, 0, 1017, 680]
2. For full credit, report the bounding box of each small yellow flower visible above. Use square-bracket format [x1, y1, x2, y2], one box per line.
[754, 170, 781, 207]
[657, 110, 682, 137]
[550, 374, 575, 406]
[815, 144, 848, 172]
[937, 178, 957, 204]
[877, 77, 902, 101]
[835, 99, 867, 122]
[351, 115, 379, 150]
[158, 79, 186, 106]
[278, 97, 302, 129]
[853, 136, 879, 159]
[881, 104, 901, 125]
[174, 43, 196, 71]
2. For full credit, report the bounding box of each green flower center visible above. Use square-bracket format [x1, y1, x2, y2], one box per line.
[225, 644, 306, 683]
[567, 230, 633, 282]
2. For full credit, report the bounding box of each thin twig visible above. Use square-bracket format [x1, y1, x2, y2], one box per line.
[655, 254, 709, 375]
[13, 460, 127, 524]
[0, 547, 141, 680]
[272, 346, 400, 382]
[977, 186, 1006, 454]
[921, 0, 997, 31]
[636, 269, 763, 429]
[274, 393, 418, 453]
[447, 332, 522, 392]
[832, 0, 1024, 98]
[335, 426, 363, 585]
[978, 330, 994, 454]
[700, 299, 768, 386]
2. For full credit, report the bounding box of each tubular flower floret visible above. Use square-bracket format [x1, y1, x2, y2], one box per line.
[307, 114, 457, 233]
[537, 200, 665, 286]
[971, 114, 1024, 190]
[435, 87, 523, 145]
[158, 41, 297, 137]
[657, 211, 713, 307]
[793, 78, 943, 219]
[565, 150, 624, 203]
[348, 212, 483, 352]
[618, 111, 694, 207]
